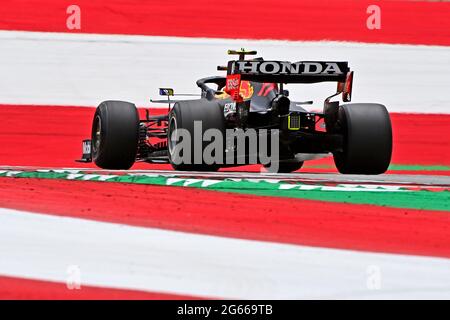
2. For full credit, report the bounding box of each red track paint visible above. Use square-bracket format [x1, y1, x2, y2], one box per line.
[0, 105, 448, 169]
[390, 113, 450, 166]
[0, 0, 449, 46]
[0, 105, 95, 168]
[386, 170, 450, 176]
[0, 178, 449, 258]
[0, 275, 199, 300]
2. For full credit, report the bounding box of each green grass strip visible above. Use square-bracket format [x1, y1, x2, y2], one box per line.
[303, 164, 450, 171]
[220, 187, 450, 212]
[388, 164, 450, 171]
[178, 179, 449, 211]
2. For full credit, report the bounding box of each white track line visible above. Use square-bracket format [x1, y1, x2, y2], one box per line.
[0, 31, 449, 113]
[1, 208, 449, 299]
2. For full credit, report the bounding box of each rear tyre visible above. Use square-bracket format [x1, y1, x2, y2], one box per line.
[168, 99, 225, 171]
[333, 103, 392, 174]
[264, 160, 303, 173]
[91, 100, 140, 170]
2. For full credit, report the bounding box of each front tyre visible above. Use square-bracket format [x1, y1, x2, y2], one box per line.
[333, 103, 392, 174]
[91, 100, 140, 170]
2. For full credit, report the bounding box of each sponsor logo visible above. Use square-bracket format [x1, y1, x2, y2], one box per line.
[226, 76, 240, 90]
[233, 61, 343, 75]
[216, 81, 254, 101]
[238, 81, 254, 100]
[224, 102, 237, 116]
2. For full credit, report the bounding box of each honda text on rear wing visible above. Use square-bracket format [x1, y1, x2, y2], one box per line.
[227, 60, 349, 84]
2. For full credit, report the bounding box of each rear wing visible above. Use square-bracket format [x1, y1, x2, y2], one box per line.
[220, 50, 353, 102]
[226, 60, 349, 84]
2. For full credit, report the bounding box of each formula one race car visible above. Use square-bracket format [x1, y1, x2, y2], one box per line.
[78, 49, 392, 174]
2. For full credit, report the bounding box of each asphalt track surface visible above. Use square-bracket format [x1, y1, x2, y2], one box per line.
[76, 170, 450, 187]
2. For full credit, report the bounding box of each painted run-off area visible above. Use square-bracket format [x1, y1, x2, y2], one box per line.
[1, 1, 449, 300]
[1, 178, 450, 260]
[1, 0, 449, 45]
[0, 170, 449, 212]
[0, 275, 196, 300]
[2, 31, 449, 113]
[2, 206, 450, 300]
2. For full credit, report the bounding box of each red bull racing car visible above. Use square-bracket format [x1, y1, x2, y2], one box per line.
[78, 49, 392, 174]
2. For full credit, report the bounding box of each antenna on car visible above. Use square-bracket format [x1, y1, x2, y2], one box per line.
[218, 49, 257, 71]
[227, 48, 257, 61]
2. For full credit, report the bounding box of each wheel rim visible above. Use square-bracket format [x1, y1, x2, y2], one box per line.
[92, 115, 102, 154]
[168, 116, 178, 157]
